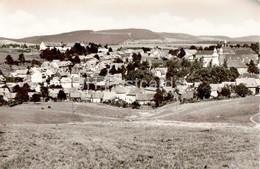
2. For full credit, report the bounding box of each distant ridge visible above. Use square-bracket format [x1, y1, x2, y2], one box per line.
[1, 28, 259, 45]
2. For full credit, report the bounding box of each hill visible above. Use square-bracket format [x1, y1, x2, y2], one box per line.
[2, 28, 260, 45]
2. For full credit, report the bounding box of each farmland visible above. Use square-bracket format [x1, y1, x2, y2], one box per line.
[0, 96, 259, 168]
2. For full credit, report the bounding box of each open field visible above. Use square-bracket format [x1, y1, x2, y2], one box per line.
[146, 96, 259, 125]
[0, 96, 259, 168]
[0, 49, 41, 63]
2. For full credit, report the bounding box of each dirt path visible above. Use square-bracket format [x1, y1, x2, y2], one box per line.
[249, 112, 260, 128]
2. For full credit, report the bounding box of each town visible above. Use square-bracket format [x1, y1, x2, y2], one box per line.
[0, 40, 259, 108]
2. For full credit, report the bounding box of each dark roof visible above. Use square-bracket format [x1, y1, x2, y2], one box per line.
[227, 60, 247, 68]
[234, 49, 257, 55]
[196, 50, 213, 55]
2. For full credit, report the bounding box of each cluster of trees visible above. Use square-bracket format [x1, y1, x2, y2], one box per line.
[5, 54, 41, 67]
[5, 54, 26, 65]
[165, 58, 240, 87]
[168, 48, 186, 58]
[153, 88, 174, 107]
[1, 44, 39, 50]
[40, 43, 105, 62]
[123, 52, 159, 87]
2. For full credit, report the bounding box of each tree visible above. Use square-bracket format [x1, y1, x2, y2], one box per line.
[40, 85, 49, 100]
[247, 60, 258, 74]
[220, 86, 231, 97]
[31, 94, 41, 102]
[190, 45, 197, 50]
[109, 65, 117, 75]
[13, 85, 21, 92]
[197, 82, 211, 99]
[5, 55, 14, 65]
[229, 67, 239, 81]
[15, 86, 29, 102]
[18, 53, 26, 64]
[99, 68, 108, 76]
[108, 47, 113, 52]
[94, 54, 100, 61]
[58, 90, 67, 101]
[73, 55, 80, 64]
[235, 84, 249, 97]
[153, 88, 165, 107]
[132, 53, 142, 63]
[223, 58, 228, 68]
[177, 48, 186, 58]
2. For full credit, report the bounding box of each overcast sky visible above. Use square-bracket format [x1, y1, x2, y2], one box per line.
[0, 0, 259, 38]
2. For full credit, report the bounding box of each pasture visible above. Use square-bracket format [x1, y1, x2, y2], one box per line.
[0, 96, 259, 168]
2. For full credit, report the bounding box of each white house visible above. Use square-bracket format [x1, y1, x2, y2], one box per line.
[31, 69, 43, 83]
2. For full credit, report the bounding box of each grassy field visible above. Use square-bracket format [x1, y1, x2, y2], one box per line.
[0, 96, 259, 168]
[0, 49, 40, 63]
[148, 96, 259, 125]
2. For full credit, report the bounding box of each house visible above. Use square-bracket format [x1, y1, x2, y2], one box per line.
[210, 84, 222, 97]
[103, 91, 117, 102]
[125, 86, 143, 103]
[50, 77, 61, 86]
[195, 48, 220, 67]
[48, 89, 61, 99]
[71, 77, 80, 89]
[0, 84, 10, 96]
[136, 93, 154, 105]
[40, 42, 70, 51]
[4, 92, 16, 101]
[70, 92, 81, 102]
[111, 85, 128, 101]
[236, 78, 258, 95]
[80, 91, 91, 102]
[227, 58, 247, 75]
[10, 69, 28, 78]
[91, 91, 103, 103]
[31, 69, 43, 83]
[60, 77, 72, 88]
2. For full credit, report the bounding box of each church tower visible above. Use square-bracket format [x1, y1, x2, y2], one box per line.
[212, 48, 220, 66]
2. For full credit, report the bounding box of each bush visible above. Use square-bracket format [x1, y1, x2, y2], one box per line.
[235, 84, 249, 97]
[31, 94, 41, 102]
[111, 99, 129, 108]
[220, 86, 231, 97]
[197, 82, 211, 99]
[131, 101, 141, 109]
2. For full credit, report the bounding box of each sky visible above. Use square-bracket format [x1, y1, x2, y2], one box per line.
[0, 0, 259, 38]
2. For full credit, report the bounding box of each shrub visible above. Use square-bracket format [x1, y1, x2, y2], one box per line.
[235, 84, 249, 97]
[197, 82, 211, 99]
[131, 101, 141, 109]
[220, 86, 231, 97]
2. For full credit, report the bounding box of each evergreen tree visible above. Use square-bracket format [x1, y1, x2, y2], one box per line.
[247, 59, 258, 74]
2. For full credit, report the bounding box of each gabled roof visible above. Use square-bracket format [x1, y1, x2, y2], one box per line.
[112, 85, 128, 94]
[127, 86, 143, 96]
[227, 60, 247, 68]
[70, 92, 81, 98]
[196, 50, 213, 56]
[91, 91, 104, 99]
[236, 78, 257, 88]
[136, 93, 154, 101]
[234, 49, 257, 55]
[42, 42, 63, 47]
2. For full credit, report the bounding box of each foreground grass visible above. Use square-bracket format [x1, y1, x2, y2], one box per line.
[0, 122, 258, 169]
[151, 96, 259, 125]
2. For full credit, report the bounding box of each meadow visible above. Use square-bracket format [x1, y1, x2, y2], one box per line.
[0, 96, 259, 168]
